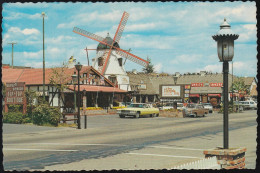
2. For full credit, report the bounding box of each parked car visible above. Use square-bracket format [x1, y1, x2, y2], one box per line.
[160, 102, 185, 111]
[161, 103, 174, 110]
[117, 103, 159, 118]
[239, 101, 257, 110]
[202, 103, 213, 113]
[184, 104, 209, 118]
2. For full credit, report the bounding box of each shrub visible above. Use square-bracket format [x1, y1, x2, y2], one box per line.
[3, 112, 24, 124]
[32, 104, 61, 126]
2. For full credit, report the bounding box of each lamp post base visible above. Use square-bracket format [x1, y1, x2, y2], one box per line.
[203, 147, 246, 169]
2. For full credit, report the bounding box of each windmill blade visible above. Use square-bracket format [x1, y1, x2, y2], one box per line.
[113, 11, 129, 44]
[115, 47, 149, 67]
[73, 27, 111, 47]
[101, 47, 113, 75]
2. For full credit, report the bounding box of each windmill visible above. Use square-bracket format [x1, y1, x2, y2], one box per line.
[73, 11, 149, 75]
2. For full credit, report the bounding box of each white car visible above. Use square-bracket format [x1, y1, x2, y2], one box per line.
[202, 103, 213, 113]
[239, 101, 257, 110]
[161, 102, 185, 110]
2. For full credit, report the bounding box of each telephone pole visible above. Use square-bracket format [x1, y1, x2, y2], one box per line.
[8, 42, 17, 68]
[42, 12, 46, 101]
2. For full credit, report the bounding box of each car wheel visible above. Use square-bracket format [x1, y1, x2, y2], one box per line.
[135, 112, 140, 118]
[194, 113, 197, 118]
[156, 114, 159, 117]
[203, 114, 205, 117]
[119, 114, 125, 118]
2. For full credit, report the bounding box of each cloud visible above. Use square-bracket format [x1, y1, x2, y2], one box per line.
[23, 51, 42, 59]
[154, 63, 162, 73]
[8, 27, 40, 35]
[171, 54, 203, 64]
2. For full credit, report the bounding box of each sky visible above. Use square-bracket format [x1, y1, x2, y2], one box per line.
[2, 2, 257, 78]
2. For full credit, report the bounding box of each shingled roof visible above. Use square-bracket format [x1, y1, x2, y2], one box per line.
[2, 66, 114, 87]
[127, 72, 240, 94]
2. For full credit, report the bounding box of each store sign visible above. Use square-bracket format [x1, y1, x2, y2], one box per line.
[5, 82, 25, 104]
[210, 83, 223, 87]
[161, 86, 181, 97]
[191, 83, 204, 87]
[185, 85, 191, 90]
[184, 93, 189, 97]
[138, 84, 147, 90]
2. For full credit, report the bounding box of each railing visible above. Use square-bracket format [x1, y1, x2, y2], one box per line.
[171, 156, 220, 170]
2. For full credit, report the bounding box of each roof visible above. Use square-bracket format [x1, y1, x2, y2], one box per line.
[67, 85, 127, 93]
[127, 72, 241, 94]
[97, 33, 120, 50]
[2, 66, 114, 87]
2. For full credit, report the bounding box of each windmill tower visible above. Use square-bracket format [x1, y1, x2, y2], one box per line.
[73, 11, 149, 91]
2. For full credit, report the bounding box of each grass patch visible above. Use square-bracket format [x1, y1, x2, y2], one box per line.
[58, 123, 77, 128]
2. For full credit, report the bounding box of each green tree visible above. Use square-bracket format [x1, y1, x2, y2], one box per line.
[142, 58, 154, 73]
[231, 77, 250, 100]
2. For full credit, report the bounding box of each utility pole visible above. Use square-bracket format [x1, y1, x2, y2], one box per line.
[42, 12, 46, 102]
[8, 42, 17, 68]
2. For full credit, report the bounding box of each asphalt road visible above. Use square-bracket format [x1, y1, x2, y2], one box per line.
[3, 110, 257, 171]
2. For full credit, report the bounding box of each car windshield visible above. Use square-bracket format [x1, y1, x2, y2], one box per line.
[203, 103, 211, 106]
[128, 104, 144, 108]
[177, 103, 183, 107]
[187, 104, 195, 108]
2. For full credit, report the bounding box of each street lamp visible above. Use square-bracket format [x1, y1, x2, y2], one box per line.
[42, 12, 46, 102]
[83, 89, 87, 129]
[212, 18, 239, 149]
[71, 72, 77, 124]
[75, 62, 83, 129]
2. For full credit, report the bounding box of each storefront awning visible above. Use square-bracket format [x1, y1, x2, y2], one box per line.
[189, 94, 200, 97]
[67, 85, 127, 93]
[208, 94, 221, 97]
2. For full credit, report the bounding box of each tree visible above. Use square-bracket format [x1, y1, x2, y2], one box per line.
[231, 77, 250, 100]
[49, 62, 72, 107]
[142, 57, 154, 73]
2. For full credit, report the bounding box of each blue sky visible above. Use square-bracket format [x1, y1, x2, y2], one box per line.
[2, 2, 257, 77]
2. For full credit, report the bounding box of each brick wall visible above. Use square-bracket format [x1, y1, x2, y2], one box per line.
[203, 147, 246, 169]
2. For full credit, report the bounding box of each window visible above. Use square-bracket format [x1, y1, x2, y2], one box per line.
[118, 58, 123, 66]
[98, 57, 103, 66]
[108, 76, 117, 84]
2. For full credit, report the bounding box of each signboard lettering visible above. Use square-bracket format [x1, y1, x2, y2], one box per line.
[191, 83, 204, 87]
[210, 83, 223, 87]
[5, 82, 26, 114]
[162, 86, 180, 97]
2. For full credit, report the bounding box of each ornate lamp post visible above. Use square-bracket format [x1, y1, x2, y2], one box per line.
[212, 18, 239, 149]
[71, 72, 77, 123]
[75, 62, 83, 129]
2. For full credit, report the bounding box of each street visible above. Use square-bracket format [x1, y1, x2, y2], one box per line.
[3, 110, 257, 171]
